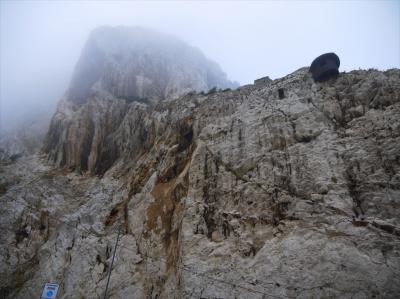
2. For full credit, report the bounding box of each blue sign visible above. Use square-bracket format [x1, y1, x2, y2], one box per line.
[41, 283, 59, 299]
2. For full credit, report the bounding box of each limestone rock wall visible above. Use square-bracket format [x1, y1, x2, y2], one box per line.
[2, 68, 400, 298]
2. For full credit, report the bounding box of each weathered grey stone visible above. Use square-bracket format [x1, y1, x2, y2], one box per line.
[1, 67, 400, 299]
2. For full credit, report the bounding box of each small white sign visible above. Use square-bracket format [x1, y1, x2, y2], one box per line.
[41, 283, 59, 299]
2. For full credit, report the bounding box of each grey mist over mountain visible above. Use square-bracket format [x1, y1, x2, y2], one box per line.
[69, 26, 236, 105]
[0, 25, 237, 157]
[1, 1, 399, 137]
[1, 2, 400, 298]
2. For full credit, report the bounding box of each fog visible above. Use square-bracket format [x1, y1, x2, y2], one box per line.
[1, 0, 399, 133]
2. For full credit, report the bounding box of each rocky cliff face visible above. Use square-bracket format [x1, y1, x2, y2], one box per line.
[42, 26, 236, 174]
[1, 64, 400, 298]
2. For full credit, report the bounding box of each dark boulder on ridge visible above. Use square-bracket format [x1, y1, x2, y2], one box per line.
[310, 52, 340, 82]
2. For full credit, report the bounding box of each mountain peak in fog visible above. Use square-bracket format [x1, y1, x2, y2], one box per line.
[68, 26, 236, 104]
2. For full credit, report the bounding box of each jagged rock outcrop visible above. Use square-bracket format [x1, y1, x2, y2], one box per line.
[1, 64, 400, 298]
[43, 26, 236, 173]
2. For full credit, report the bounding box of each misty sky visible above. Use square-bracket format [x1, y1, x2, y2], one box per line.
[1, 0, 399, 132]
